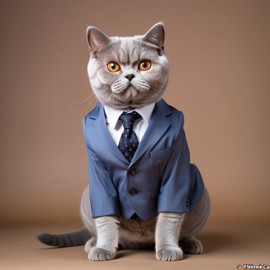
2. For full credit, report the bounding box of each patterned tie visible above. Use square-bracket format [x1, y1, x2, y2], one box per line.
[118, 111, 142, 162]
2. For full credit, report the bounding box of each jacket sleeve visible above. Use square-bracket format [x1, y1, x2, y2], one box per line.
[82, 116, 120, 218]
[157, 111, 192, 214]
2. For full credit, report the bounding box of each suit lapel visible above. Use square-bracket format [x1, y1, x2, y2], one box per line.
[91, 104, 129, 165]
[131, 99, 172, 166]
[89, 100, 173, 167]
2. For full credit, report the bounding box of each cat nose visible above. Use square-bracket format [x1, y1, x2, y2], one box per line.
[125, 74, 135, 81]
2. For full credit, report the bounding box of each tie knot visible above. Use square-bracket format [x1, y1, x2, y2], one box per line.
[119, 111, 142, 129]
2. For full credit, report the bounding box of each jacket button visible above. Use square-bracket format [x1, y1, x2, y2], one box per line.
[129, 168, 136, 176]
[129, 188, 138, 196]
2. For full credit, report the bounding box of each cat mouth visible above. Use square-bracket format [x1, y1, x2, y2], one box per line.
[114, 85, 140, 100]
[110, 86, 145, 109]
[126, 85, 139, 97]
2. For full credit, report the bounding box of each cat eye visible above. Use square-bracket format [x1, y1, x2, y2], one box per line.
[107, 61, 121, 73]
[138, 60, 151, 71]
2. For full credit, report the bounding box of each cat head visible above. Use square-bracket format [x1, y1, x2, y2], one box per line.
[86, 23, 169, 110]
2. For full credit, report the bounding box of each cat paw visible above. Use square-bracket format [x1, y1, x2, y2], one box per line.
[179, 237, 203, 254]
[88, 247, 116, 261]
[84, 238, 96, 253]
[156, 246, 183, 261]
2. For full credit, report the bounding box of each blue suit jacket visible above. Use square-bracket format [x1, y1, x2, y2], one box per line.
[82, 99, 204, 221]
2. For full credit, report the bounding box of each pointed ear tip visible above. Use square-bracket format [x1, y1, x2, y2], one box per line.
[86, 26, 98, 46]
[150, 22, 165, 35]
[86, 26, 94, 38]
[155, 22, 165, 28]
[157, 21, 165, 26]
[86, 26, 97, 34]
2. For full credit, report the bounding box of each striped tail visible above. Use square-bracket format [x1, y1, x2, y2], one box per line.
[37, 228, 91, 247]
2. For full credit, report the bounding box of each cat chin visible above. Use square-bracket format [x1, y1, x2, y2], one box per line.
[103, 98, 154, 110]
[103, 100, 141, 110]
[99, 95, 142, 110]
[109, 90, 162, 110]
[104, 88, 142, 109]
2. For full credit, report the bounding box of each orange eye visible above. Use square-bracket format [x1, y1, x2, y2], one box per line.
[107, 62, 121, 73]
[138, 60, 151, 71]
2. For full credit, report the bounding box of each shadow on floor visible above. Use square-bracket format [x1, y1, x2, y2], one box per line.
[198, 230, 240, 254]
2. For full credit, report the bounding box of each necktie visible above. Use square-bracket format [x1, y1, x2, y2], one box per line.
[118, 111, 142, 162]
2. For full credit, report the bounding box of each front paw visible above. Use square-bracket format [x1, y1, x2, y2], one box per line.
[87, 246, 116, 261]
[156, 246, 183, 261]
[84, 238, 96, 253]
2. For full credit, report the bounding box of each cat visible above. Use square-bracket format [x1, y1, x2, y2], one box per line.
[37, 22, 210, 261]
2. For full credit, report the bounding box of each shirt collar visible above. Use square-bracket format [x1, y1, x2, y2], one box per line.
[104, 103, 155, 129]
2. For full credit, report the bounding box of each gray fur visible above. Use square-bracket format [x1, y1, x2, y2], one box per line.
[37, 228, 90, 247]
[37, 23, 210, 261]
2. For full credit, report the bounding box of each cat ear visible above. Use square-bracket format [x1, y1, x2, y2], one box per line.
[143, 22, 165, 51]
[86, 26, 111, 54]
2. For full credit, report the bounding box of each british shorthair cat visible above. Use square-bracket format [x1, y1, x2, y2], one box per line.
[37, 22, 210, 261]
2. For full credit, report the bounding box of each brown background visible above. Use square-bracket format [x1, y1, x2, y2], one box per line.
[1, 1, 270, 269]
[1, 0, 270, 225]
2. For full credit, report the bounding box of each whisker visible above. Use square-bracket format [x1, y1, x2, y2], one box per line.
[78, 92, 98, 113]
[87, 94, 98, 112]
[77, 94, 95, 105]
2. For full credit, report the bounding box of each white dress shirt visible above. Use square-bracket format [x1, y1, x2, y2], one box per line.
[103, 103, 155, 146]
